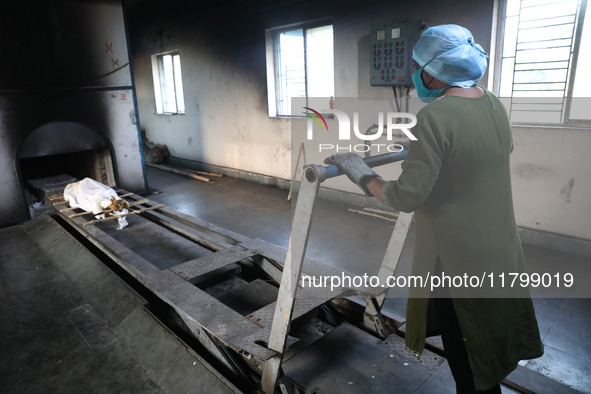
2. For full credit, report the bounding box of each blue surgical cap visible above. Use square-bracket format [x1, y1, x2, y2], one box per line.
[412, 24, 488, 88]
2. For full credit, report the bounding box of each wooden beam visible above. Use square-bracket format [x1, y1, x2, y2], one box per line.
[187, 169, 223, 178]
[69, 199, 149, 218]
[348, 208, 397, 223]
[146, 163, 212, 183]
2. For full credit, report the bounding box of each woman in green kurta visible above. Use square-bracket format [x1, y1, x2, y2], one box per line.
[325, 25, 543, 393]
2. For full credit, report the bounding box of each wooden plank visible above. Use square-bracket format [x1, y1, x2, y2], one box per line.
[363, 207, 399, 217]
[48, 187, 126, 202]
[146, 163, 212, 183]
[69, 199, 149, 218]
[187, 169, 223, 178]
[57, 193, 143, 213]
[117, 192, 134, 198]
[348, 208, 397, 223]
[48, 194, 65, 201]
[82, 204, 164, 226]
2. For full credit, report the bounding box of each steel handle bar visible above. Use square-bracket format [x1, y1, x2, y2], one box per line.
[304, 149, 408, 184]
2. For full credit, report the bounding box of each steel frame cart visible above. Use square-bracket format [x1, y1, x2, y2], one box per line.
[261, 150, 414, 393]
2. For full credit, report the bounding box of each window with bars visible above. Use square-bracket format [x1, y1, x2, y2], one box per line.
[151, 52, 186, 115]
[498, 0, 590, 124]
[266, 23, 334, 117]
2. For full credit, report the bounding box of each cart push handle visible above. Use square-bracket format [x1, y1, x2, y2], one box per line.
[304, 145, 408, 184]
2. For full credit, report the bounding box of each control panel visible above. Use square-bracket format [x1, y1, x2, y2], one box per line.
[370, 20, 422, 86]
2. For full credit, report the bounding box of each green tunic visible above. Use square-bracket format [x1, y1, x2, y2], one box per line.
[382, 91, 544, 390]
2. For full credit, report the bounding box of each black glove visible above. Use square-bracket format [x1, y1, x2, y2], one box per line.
[324, 153, 379, 195]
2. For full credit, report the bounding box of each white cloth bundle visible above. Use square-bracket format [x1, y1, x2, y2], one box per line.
[63, 177, 129, 229]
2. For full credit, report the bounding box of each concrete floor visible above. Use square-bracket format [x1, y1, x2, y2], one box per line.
[0, 222, 162, 393]
[1, 166, 589, 393]
[0, 209, 241, 394]
[146, 166, 591, 393]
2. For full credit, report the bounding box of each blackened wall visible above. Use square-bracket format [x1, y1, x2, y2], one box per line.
[0, 0, 146, 226]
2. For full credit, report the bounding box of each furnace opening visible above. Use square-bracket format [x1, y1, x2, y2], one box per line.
[17, 122, 117, 218]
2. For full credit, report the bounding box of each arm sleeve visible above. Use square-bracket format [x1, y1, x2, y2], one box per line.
[381, 113, 447, 212]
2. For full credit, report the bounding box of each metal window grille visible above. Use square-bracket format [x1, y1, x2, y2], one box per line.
[273, 24, 334, 116]
[500, 0, 586, 123]
[155, 52, 185, 114]
[276, 29, 306, 116]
